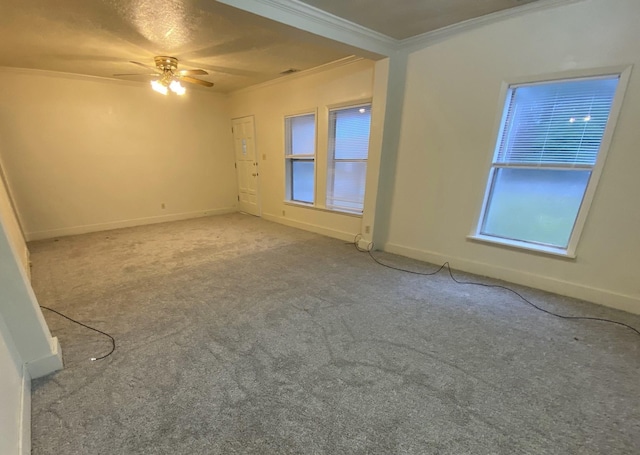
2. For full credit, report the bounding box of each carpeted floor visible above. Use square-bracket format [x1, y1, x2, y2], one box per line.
[30, 214, 640, 454]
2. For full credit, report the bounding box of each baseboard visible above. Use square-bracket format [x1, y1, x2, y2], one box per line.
[358, 238, 373, 250]
[25, 336, 63, 379]
[19, 366, 31, 455]
[262, 212, 357, 243]
[25, 207, 237, 241]
[383, 242, 640, 315]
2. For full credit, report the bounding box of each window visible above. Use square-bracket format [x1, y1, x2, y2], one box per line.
[327, 104, 371, 213]
[476, 75, 622, 255]
[285, 113, 315, 204]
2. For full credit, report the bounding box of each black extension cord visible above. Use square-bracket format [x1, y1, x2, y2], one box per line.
[38, 238, 639, 366]
[40, 306, 116, 360]
[352, 235, 640, 338]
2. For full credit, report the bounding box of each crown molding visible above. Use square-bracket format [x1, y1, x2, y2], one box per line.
[218, 0, 588, 59]
[229, 55, 367, 95]
[0, 66, 135, 83]
[0, 66, 229, 96]
[400, 0, 587, 53]
[216, 0, 398, 57]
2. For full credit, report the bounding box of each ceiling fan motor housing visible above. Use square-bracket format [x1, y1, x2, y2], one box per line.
[155, 56, 178, 73]
[116, 56, 214, 88]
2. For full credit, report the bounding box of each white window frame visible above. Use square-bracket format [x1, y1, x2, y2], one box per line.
[326, 102, 372, 214]
[470, 66, 632, 258]
[284, 110, 317, 205]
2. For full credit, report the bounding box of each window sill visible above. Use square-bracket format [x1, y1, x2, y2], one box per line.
[284, 201, 363, 218]
[467, 234, 576, 259]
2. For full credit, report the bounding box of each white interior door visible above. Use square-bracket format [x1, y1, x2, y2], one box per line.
[232, 116, 260, 216]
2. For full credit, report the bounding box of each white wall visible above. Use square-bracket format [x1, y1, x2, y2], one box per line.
[0, 312, 28, 455]
[0, 202, 61, 454]
[386, 0, 640, 313]
[229, 59, 376, 241]
[0, 207, 62, 378]
[0, 69, 238, 240]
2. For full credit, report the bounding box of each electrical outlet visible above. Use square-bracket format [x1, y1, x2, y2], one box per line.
[161, 203, 166, 209]
[282, 210, 286, 216]
[365, 225, 371, 234]
[263, 154, 267, 160]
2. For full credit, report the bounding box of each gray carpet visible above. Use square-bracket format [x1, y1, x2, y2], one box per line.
[30, 213, 640, 454]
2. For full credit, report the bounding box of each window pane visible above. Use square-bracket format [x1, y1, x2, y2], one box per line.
[327, 104, 371, 212]
[287, 114, 315, 155]
[327, 161, 367, 212]
[330, 106, 371, 160]
[481, 168, 590, 248]
[291, 160, 314, 203]
[496, 77, 618, 166]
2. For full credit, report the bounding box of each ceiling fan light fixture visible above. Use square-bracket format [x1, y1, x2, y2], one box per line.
[118, 57, 209, 94]
[169, 80, 186, 95]
[151, 79, 168, 95]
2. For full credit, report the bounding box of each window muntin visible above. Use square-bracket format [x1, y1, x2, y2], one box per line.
[478, 75, 619, 251]
[327, 104, 371, 213]
[285, 113, 315, 204]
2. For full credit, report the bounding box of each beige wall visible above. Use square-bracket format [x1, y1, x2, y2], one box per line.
[229, 59, 376, 241]
[0, 70, 238, 240]
[386, 0, 640, 313]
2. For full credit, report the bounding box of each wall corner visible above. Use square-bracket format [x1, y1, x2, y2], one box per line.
[25, 336, 63, 380]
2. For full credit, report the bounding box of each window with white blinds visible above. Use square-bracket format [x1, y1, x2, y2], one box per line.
[478, 75, 621, 252]
[495, 77, 618, 166]
[326, 104, 371, 213]
[285, 113, 315, 204]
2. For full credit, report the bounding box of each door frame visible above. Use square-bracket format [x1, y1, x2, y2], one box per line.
[232, 115, 261, 216]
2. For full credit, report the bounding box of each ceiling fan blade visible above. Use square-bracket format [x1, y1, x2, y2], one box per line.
[181, 61, 263, 78]
[176, 69, 208, 76]
[130, 60, 159, 72]
[179, 76, 214, 87]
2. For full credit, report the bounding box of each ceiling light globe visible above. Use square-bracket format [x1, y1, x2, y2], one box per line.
[151, 80, 168, 95]
[169, 80, 186, 95]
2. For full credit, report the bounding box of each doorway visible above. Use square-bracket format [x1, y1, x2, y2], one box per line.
[232, 116, 260, 216]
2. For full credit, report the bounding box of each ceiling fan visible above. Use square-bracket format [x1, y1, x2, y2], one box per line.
[114, 56, 213, 95]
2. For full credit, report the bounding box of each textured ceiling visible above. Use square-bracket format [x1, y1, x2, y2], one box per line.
[0, 0, 361, 93]
[298, 0, 540, 40]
